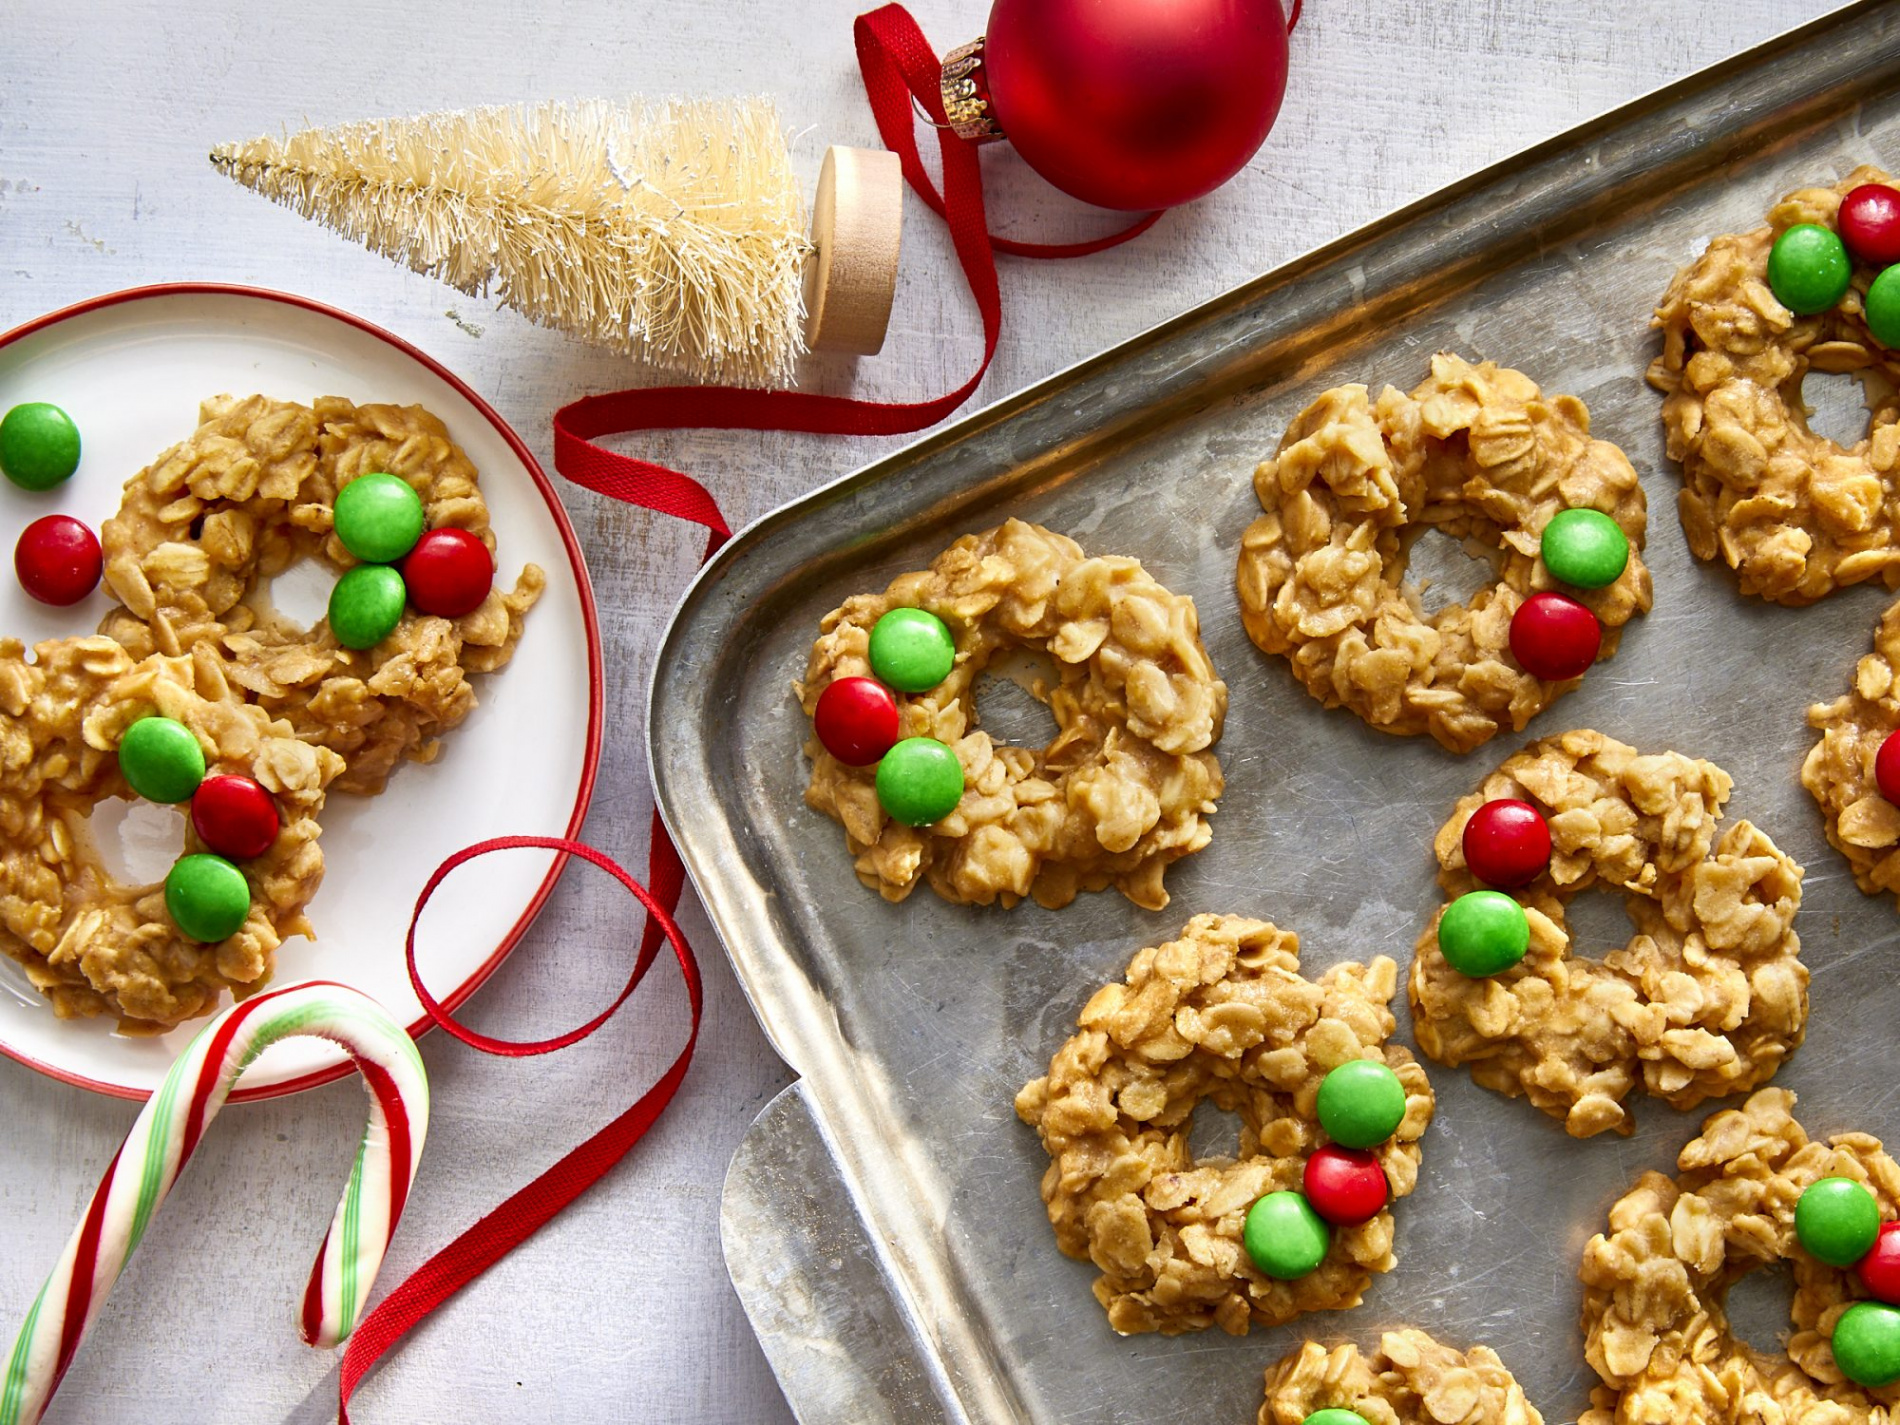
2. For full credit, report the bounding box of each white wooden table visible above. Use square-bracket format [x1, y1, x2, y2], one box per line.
[0, 1, 1840, 1419]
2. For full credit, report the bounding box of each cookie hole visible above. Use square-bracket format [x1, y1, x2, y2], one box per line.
[974, 649, 1060, 749]
[251, 557, 334, 635]
[1801, 368, 1878, 448]
[1723, 1262, 1795, 1355]
[81, 797, 189, 886]
[1187, 1100, 1245, 1164]
[1557, 889, 1636, 959]
[1402, 527, 1497, 618]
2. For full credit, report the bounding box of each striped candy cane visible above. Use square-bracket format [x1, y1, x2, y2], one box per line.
[1, 981, 429, 1425]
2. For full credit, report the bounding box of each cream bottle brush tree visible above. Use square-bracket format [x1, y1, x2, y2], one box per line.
[211, 98, 901, 385]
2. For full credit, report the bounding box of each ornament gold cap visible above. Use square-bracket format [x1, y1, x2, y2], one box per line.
[940, 37, 1005, 144]
[804, 145, 904, 357]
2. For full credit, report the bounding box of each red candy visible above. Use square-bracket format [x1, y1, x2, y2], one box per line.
[814, 676, 900, 766]
[1841, 184, 1900, 268]
[14, 514, 102, 606]
[1862, 1222, 1900, 1304]
[1462, 798, 1551, 888]
[1877, 728, 1900, 805]
[190, 774, 281, 860]
[1302, 1144, 1389, 1226]
[401, 528, 494, 618]
[1509, 592, 1601, 681]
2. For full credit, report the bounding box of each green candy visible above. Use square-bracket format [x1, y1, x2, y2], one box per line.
[118, 716, 207, 804]
[164, 853, 251, 943]
[1767, 224, 1851, 316]
[1832, 1301, 1900, 1388]
[0, 402, 81, 491]
[874, 737, 964, 825]
[1242, 1191, 1330, 1280]
[1795, 1176, 1881, 1267]
[1302, 1412, 1372, 1425]
[1316, 1059, 1408, 1149]
[1867, 265, 1900, 349]
[1541, 508, 1630, 590]
[868, 607, 956, 693]
[1438, 890, 1531, 978]
[333, 472, 425, 563]
[328, 564, 408, 649]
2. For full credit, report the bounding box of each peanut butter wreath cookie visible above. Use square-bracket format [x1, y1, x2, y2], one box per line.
[96, 394, 543, 794]
[1014, 914, 1433, 1336]
[1410, 729, 1806, 1138]
[800, 519, 1225, 910]
[0, 636, 343, 1030]
[1235, 353, 1651, 754]
[1803, 598, 1900, 903]
[1581, 1089, 1900, 1425]
[1651, 167, 1900, 604]
[1260, 1332, 1543, 1425]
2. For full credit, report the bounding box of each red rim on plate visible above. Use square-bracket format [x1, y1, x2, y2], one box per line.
[0, 283, 605, 1102]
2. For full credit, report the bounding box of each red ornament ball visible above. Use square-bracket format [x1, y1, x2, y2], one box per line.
[401, 528, 494, 618]
[14, 514, 102, 606]
[1876, 728, 1900, 804]
[1862, 1222, 1900, 1305]
[984, 0, 1291, 211]
[190, 774, 281, 860]
[1509, 592, 1601, 681]
[1302, 1144, 1389, 1226]
[814, 677, 901, 766]
[1841, 184, 1900, 268]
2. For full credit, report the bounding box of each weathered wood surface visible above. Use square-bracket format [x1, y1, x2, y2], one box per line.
[0, 1, 1839, 1419]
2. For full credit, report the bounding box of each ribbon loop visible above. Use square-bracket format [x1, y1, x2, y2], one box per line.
[338, 826, 701, 1422]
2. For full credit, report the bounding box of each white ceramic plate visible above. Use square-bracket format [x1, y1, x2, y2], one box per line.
[0, 286, 602, 1100]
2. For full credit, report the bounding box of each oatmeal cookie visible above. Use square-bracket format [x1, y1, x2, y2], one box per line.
[0, 636, 343, 1030]
[1014, 914, 1433, 1336]
[1260, 1331, 1543, 1425]
[97, 394, 543, 794]
[800, 519, 1225, 910]
[1803, 598, 1900, 904]
[1581, 1089, 1900, 1425]
[1650, 166, 1900, 604]
[1235, 353, 1651, 754]
[1410, 729, 1807, 1138]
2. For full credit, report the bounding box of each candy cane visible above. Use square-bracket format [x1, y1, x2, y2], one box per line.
[0, 981, 428, 1425]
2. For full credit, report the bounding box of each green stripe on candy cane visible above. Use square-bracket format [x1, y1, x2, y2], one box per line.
[338, 1133, 370, 1336]
[126, 1040, 191, 1255]
[0, 982, 428, 1425]
[0, 1288, 47, 1423]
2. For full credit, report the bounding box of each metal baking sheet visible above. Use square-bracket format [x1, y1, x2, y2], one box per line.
[651, 6, 1900, 1421]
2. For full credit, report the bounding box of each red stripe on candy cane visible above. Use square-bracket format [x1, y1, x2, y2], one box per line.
[48, 1144, 123, 1397]
[179, 992, 277, 1161]
[300, 1231, 330, 1348]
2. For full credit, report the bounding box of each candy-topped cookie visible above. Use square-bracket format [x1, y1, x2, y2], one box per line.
[1410, 729, 1806, 1138]
[1652, 167, 1900, 604]
[1235, 354, 1651, 753]
[1582, 1090, 1900, 1422]
[799, 519, 1225, 910]
[1260, 1331, 1543, 1425]
[1015, 914, 1433, 1336]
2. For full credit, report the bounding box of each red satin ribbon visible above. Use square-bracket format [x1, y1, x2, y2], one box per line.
[333, 0, 1301, 1414]
[337, 832, 700, 1423]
